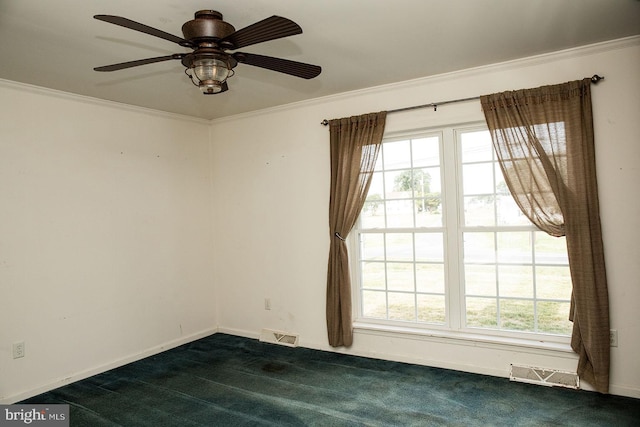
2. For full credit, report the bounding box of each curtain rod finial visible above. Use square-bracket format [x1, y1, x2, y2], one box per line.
[321, 119, 329, 126]
[591, 74, 604, 84]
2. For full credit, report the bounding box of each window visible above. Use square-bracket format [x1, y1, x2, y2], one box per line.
[354, 124, 572, 340]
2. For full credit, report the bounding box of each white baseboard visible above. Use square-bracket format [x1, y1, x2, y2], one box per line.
[216, 326, 260, 340]
[608, 384, 640, 399]
[1, 326, 219, 404]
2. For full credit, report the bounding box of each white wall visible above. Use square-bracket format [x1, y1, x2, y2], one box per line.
[211, 37, 640, 398]
[0, 83, 217, 403]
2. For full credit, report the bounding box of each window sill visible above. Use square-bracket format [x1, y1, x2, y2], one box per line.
[353, 320, 576, 357]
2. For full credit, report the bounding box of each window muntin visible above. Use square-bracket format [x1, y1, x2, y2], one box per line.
[355, 125, 572, 338]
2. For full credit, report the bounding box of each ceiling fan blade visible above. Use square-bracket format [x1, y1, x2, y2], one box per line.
[221, 16, 302, 49]
[94, 15, 192, 47]
[94, 54, 184, 72]
[233, 52, 321, 79]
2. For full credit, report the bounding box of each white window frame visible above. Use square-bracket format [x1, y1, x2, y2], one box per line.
[350, 121, 572, 349]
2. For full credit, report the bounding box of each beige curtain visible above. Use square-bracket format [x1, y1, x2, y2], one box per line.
[326, 111, 387, 347]
[481, 79, 610, 393]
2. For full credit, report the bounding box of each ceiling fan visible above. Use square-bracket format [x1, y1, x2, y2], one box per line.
[94, 10, 322, 94]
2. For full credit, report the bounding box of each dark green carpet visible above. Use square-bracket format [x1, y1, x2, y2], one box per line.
[21, 333, 640, 426]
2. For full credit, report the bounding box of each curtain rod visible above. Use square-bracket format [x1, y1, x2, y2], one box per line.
[320, 74, 604, 126]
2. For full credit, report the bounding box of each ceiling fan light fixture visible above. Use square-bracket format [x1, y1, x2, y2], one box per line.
[184, 51, 235, 94]
[199, 80, 223, 95]
[193, 57, 229, 84]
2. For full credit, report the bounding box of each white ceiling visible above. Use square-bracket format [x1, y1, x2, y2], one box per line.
[1, 0, 639, 120]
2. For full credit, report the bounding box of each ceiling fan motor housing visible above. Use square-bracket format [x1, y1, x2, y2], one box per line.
[181, 10, 236, 45]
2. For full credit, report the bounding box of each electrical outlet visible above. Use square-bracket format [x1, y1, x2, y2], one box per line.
[610, 329, 618, 347]
[13, 342, 25, 359]
[264, 298, 271, 310]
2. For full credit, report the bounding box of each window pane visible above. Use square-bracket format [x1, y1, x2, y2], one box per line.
[461, 130, 493, 163]
[498, 265, 533, 298]
[386, 233, 413, 261]
[387, 263, 414, 291]
[361, 199, 385, 228]
[534, 232, 568, 264]
[388, 292, 415, 321]
[537, 301, 571, 335]
[497, 232, 532, 264]
[418, 167, 441, 192]
[385, 170, 412, 199]
[412, 137, 440, 167]
[361, 262, 385, 290]
[536, 266, 571, 300]
[497, 194, 529, 226]
[463, 163, 494, 195]
[385, 200, 414, 228]
[369, 171, 384, 197]
[383, 140, 411, 169]
[362, 172, 385, 228]
[360, 233, 384, 260]
[416, 197, 443, 227]
[415, 166, 442, 227]
[416, 264, 445, 294]
[415, 233, 443, 262]
[494, 162, 528, 228]
[464, 232, 495, 263]
[415, 168, 440, 200]
[495, 163, 509, 195]
[464, 195, 495, 226]
[362, 290, 386, 319]
[417, 294, 445, 323]
[499, 299, 534, 331]
[466, 297, 498, 328]
[465, 265, 497, 296]
[374, 147, 383, 170]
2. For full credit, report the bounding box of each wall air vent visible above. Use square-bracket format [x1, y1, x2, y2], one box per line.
[510, 364, 579, 389]
[259, 328, 299, 347]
